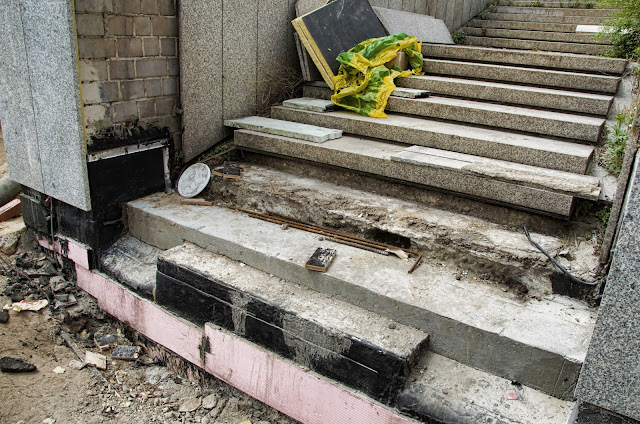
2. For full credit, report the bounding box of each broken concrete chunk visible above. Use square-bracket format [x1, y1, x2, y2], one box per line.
[85, 351, 107, 370]
[225, 116, 342, 143]
[178, 397, 201, 412]
[0, 357, 37, 373]
[202, 393, 218, 409]
[0, 234, 19, 255]
[112, 345, 140, 361]
[0, 310, 8, 324]
[283, 97, 336, 113]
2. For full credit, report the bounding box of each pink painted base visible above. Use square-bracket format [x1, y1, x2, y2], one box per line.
[37, 235, 91, 269]
[41, 237, 417, 424]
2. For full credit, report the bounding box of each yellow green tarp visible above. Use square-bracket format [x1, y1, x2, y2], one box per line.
[331, 33, 423, 118]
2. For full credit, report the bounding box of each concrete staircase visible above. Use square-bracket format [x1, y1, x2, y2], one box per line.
[105, 3, 631, 424]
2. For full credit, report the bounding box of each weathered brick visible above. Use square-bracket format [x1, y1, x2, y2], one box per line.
[114, 0, 141, 14]
[106, 16, 133, 36]
[151, 16, 177, 36]
[101, 81, 120, 102]
[113, 101, 138, 122]
[78, 38, 116, 59]
[109, 60, 136, 79]
[158, 0, 176, 15]
[75, 0, 113, 13]
[136, 58, 167, 78]
[134, 17, 152, 36]
[162, 77, 177, 96]
[82, 81, 119, 104]
[76, 14, 105, 36]
[117, 38, 143, 57]
[155, 96, 175, 116]
[167, 58, 179, 76]
[160, 38, 176, 56]
[160, 115, 181, 133]
[121, 80, 145, 100]
[143, 37, 160, 56]
[141, 0, 158, 14]
[138, 99, 156, 119]
[84, 104, 110, 125]
[79, 60, 108, 82]
[145, 79, 163, 97]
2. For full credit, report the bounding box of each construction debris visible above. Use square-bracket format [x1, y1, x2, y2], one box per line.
[177, 163, 211, 199]
[0, 356, 37, 373]
[0, 309, 8, 323]
[53, 366, 66, 374]
[0, 199, 21, 222]
[4, 299, 48, 312]
[305, 247, 337, 272]
[112, 345, 141, 361]
[211, 161, 242, 179]
[94, 334, 118, 350]
[180, 198, 213, 206]
[85, 351, 107, 370]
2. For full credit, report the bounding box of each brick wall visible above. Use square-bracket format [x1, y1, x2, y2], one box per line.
[75, 0, 181, 150]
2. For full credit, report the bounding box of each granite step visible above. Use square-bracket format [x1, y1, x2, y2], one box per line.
[127, 193, 597, 399]
[466, 18, 581, 33]
[507, 0, 601, 7]
[421, 44, 627, 75]
[233, 129, 599, 216]
[156, 242, 429, 404]
[270, 106, 595, 174]
[464, 35, 610, 55]
[422, 58, 620, 93]
[480, 11, 607, 25]
[394, 75, 614, 116]
[489, 6, 615, 17]
[463, 26, 608, 44]
[301, 87, 606, 142]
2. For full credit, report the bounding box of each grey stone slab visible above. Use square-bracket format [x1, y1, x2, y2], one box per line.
[19, 0, 90, 210]
[573, 402, 640, 424]
[414, 0, 427, 15]
[0, 0, 44, 193]
[283, 97, 336, 112]
[576, 155, 640, 421]
[388, 0, 403, 11]
[401, 0, 416, 13]
[464, 27, 609, 45]
[223, 0, 258, 121]
[373, 7, 453, 44]
[390, 87, 431, 98]
[446, 0, 455, 31]
[464, 36, 609, 56]
[179, 0, 224, 161]
[295, 0, 327, 15]
[225, 116, 342, 142]
[482, 12, 607, 25]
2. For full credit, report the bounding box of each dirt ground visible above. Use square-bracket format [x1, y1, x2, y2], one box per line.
[0, 126, 298, 424]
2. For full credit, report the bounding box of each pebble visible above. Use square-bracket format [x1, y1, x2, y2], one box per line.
[202, 393, 218, 410]
[179, 397, 201, 412]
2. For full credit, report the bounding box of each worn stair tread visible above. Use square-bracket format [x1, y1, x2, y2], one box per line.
[283, 97, 335, 112]
[101, 234, 161, 298]
[421, 43, 627, 74]
[392, 145, 600, 200]
[271, 106, 595, 174]
[127, 193, 596, 399]
[301, 87, 605, 142]
[224, 116, 342, 143]
[499, 1, 601, 9]
[157, 242, 429, 402]
[398, 352, 575, 424]
[480, 11, 608, 25]
[236, 129, 585, 216]
[422, 58, 620, 93]
[466, 18, 582, 33]
[395, 75, 614, 116]
[489, 6, 615, 17]
[463, 26, 609, 44]
[464, 35, 610, 55]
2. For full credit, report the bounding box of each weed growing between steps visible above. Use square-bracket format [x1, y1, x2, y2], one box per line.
[602, 112, 634, 174]
[596, 0, 640, 60]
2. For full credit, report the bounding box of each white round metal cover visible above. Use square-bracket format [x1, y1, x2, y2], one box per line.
[177, 163, 211, 198]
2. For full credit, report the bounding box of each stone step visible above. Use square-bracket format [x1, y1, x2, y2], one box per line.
[127, 193, 597, 399]
[395, 75, 614, 116]
[489, 6, 615, 16]
[270, 106, 595, 174]
[156, 242, 429, 404]
[234, 129, 599, 216]
[508, 1, 601, 7]
[398, 352, 575, 423]
[205, 163, 600, 298]
[464, 35, 610, 55]
[467, 18, 581, 33]
[463, 26, 608, 44]
[422, 58, 620, 93]
[422, 43, 627, 75]
[481, 12, 607, 25]
[302, 87, 605, 142]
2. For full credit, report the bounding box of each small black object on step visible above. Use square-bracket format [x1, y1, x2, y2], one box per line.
[305, 248, 337, 272]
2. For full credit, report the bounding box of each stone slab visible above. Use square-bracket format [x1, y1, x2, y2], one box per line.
[225, 116, 342, 143]
[464, 36, 609, 56]
[390, 87, 431, 98]
[481, 11, 607, 25]
[283, 97, 336, 112]
[463, 27, 609, 45]
[127, 192, 596, 398]
[157, 242, 429, 403]
[179, 0, 224, 161]
[373, 7, 454, 44]
[575, 155, 640, 421]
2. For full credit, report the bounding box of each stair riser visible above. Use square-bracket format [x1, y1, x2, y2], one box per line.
[467, 18, 579, 32]
[155, 263, 422, 404]
[303, 86, 604, 142]
[422, 59, 620, 94]
[463, 27, 608, 44]
[127, 200, 584, 400]
[508, 1, 601, 7]
[490, 6, 614, 16]
[481, 12, 607, 25]
[422, 44, 627, 75]
[271, 106, 593, 174]
[394, 77, 613, 116]
[464, 36, 610, 55]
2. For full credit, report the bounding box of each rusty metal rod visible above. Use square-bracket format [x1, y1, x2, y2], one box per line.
[324, 237, 390, 256]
